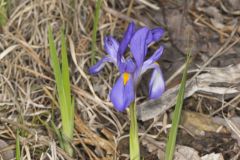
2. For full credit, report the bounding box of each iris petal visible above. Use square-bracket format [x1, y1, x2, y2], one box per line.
[110, 73, 135, 111]
[130, 27, 149, 67]
[117, 22, 135, 72]
[118, 22, 135, 57]
[146, 27, 165, 45]
[142, 46, 164, 73]
[104, 36, 119, 61]
[125, 58, 136, 73]
[151, 28, 165, 42]
[89, 56, 114, 74]
[149, 66, 165, 99]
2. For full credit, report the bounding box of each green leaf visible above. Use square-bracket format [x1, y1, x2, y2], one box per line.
[16, 129, 20, 160]
[91, 0, 102, 64]
[0, 0, 7, 26]
[48, 26, 74, 156]
[165, 51, 191, 160]
[51, 121, 65, 149]
[61, 29, 71, 107]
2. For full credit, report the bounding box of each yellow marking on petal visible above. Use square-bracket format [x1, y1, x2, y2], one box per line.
[123, 72, 130, 85]
[154, 62, 159, 65]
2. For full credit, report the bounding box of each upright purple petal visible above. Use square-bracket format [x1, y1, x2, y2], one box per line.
[142, 46, 164, 72]
[89, 56, 114, 74]
[130, 27, 149, 67]
[110, 73, 135, 111]
[118, 22, 135, 57]
[149, 66, 165, 99]
[146, 27, 165, 45]
[104, 36, 119, 61]
[117, 22, 135, 72]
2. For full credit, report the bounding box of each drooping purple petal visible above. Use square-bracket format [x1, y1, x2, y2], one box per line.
[146, 27, 165, 45]
[149, 66, 165, 99]
[89, 56, 114, 74]
[130, 27, 149, 67]
[104, 36, 119, 61]
[110, 73, 135, 111]
[151, 28, 165, 42]
[142, 46, 164, 72]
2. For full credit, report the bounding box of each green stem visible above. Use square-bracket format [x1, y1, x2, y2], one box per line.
[63, 140, 73, 156]
[129, 101, 140, 160]
[91, 0, 102, 65]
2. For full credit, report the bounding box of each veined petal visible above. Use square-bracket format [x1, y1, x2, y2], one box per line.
[149, 65, 165, 99]
[89, 56, 114, 74]
[142, 46, 164, 72]
[125, 58, 136, 73]
[110, 73, 135, 112]
[146, 27, 165, 45]
[104, 36, 119, 61]
[130, 27, 149, 67]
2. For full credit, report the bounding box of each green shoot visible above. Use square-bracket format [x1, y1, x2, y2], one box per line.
[91, 0, 102, 64]
[129, 101, 140, 160]
[165, 51, 191, 160]
[48, 27, 74, 156]
[0, 0, 7, 26]
[16, 129, 20, 160]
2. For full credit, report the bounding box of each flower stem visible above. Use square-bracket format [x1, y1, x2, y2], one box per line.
[129, 101, 140, 160]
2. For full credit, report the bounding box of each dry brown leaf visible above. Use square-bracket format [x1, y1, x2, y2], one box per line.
[138, 64, 240, 121]
[201, 153, 224, 160]
[180, 111, 229, 136]
[142, 137, 201, 160]
[74, 116, 115, 156]
[213, 116, 240, 146]
[0, 139, 14, 160]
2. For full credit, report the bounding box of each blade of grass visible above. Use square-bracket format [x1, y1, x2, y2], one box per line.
[48, 26, 74, 156]
[61, 29, 73, 131]
[165, 51, 191, 160]
[0, 0, 7, 26]
[16, 129, 20, 160]
[48, 27, 67, 130]
[91, 0, 102, 64]
[129, 101, 140, 160]
[60, 29, 74, 156]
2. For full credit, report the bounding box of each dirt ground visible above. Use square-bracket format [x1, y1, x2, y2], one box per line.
[0, 0, 240, 159]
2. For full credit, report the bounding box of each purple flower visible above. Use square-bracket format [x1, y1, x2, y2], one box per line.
[89, 22, 165, 111]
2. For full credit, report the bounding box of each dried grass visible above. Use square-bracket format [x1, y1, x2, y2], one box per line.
[0, 0, 122, 159]
[0, 0, 239, 159]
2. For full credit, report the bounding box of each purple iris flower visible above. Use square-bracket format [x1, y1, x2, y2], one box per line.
[89, 22, 165, 112]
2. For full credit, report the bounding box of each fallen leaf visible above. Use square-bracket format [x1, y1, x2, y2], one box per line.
[142, 137, 201, 160]
[201, 153, 224, 160]
[0, 139, 14, 160]
[180, 111, 229, 136]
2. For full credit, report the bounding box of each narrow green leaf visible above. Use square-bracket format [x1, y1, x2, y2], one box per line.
[61, 30, 72, 116]
[16, 130, 20, 160]
[51, 121, 65, 149]
[0, 0, 7, 26]
[129, 101, 140, 160]
[165, 51, 191, 160]
[48, 27, 74, 156]
[48, 27, 67, 126]
[91, 0, 102, 64]
[48, 26, 63, 99]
